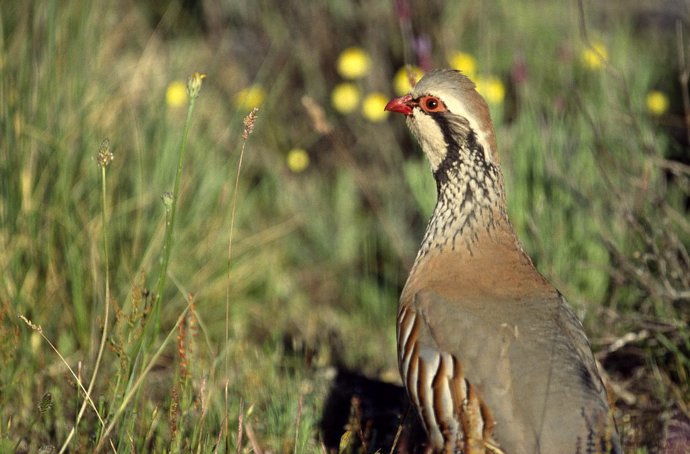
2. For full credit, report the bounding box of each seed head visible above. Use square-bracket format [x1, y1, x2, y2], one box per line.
[187, 72, 206, 100]
[96, 138, 113, 168]
[242, 107, 259, 140]
[38, 392, 53, 414]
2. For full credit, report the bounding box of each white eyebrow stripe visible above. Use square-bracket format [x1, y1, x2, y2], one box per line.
[439, 93, 493, 162]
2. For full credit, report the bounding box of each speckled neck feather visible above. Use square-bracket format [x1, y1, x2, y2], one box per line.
[412, 110, 508, 265]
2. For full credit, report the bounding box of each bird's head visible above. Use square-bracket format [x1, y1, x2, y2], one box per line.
[385, 69, 499, 176]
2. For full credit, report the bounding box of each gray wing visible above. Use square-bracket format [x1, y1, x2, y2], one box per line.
[409, 289, 621, 454]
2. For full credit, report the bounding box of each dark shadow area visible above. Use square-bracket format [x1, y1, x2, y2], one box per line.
[320, 368, 428, 453]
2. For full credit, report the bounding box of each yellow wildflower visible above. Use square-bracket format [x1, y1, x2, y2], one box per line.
[235, 85, 266, 111]
[646, 90, 669, 116]
[166, 80, 188, 108]
[476, 76, 505, 104]
[331, 82, 360, 114]
[362, 92, 390, 122]
[393, 66, 424, 95]
[287, 148, 310, 173]
[581, 42, 608, 70]
[448, 51, 477, 79]
[337, 47, 371, 79]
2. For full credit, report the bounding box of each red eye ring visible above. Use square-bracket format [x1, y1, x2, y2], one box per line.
[419, 96, 445, 113]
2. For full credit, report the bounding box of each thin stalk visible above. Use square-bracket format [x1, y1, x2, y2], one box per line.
[19, 315, 107, 448]
[153, 85, 198, 328]
[134, 73, 205, 376]
[115, 73, 205, 449]
[225, 107, 258, 451]
[59, 140, 115, 454]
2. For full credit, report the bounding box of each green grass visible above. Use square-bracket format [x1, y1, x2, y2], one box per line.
[1, 1, 689, 452]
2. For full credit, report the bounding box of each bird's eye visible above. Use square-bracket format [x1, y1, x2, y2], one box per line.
[419, 96, 445, 113]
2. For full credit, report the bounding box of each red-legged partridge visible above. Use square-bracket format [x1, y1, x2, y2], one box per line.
[385, 69, 621, 454]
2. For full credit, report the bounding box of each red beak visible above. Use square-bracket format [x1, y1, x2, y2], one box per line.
[385, 94, 415, 116]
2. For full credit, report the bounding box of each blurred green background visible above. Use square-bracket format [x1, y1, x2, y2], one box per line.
[1, 0, 689, 452]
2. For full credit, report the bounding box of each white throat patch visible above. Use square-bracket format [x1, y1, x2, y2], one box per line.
[406, 112, 447, 172]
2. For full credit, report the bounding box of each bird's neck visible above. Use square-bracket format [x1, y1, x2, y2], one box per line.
[412, 143, 511, 269]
